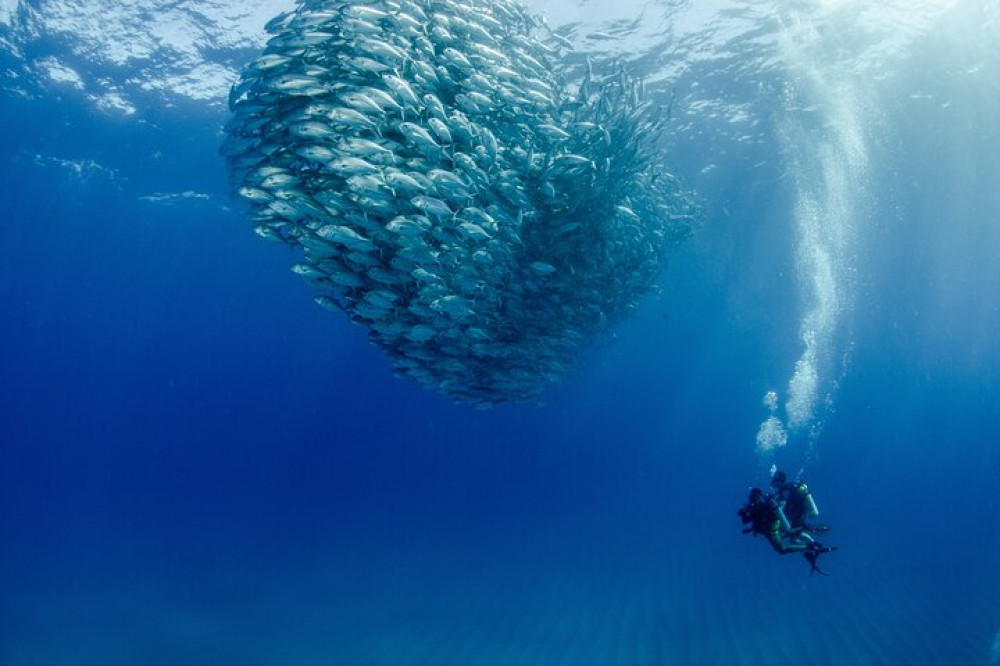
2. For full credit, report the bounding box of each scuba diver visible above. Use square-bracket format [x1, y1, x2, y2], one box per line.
[770, 469, 832, 540]
[738, 484, 837, 576]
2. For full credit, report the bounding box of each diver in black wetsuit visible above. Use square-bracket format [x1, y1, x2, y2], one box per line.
[738, 487, 837, 575]
[770, 470, 832, 540]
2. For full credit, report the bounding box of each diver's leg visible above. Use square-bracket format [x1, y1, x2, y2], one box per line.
[804, 550, 829, 576]
[770, 531, 811, 554]
[795, 529, 816, 544]
[806, 522, 833, 535]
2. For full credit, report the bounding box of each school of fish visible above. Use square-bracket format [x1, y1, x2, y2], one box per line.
[222, 0, 695, 406]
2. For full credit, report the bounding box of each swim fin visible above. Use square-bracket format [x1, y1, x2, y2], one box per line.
[804, 546, 838, 576]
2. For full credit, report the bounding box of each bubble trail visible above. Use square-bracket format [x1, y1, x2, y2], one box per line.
[756, 5, 869, 454]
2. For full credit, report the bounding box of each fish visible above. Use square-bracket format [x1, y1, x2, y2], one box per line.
[398, 122, 444, 156]
[326, 107, 379, 130]
[295, 145, 337, 162]
[222, 0, 695, 406]
[537, 123, 571, 141]
[268, 74, 322, 92]
[412, 267, 443, 283]
[428, 169, 471, 197]
[238, 186, 273, 202]
[317, 225, 376, 252]
[356, 38, 408, 66]
[422, 93, 447, 120]
[338, 138, 397, 164]
[407, 325, 437, 343]
[341, 91, 388, 117]
[431, 295, 474, 318]
[530, 261, 556, 275]
[411, 195, 453, 220]
[458, 222, 492, 242]
[426, 118, 453, 145]
[382, 74, 421, 108]
[384, 171, 428, 195]
[329, 157, 380, 176]
[258, 173, 300, 189]
[387, 215, 431, 237]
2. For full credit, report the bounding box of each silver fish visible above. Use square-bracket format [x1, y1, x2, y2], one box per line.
[317, 225, 376, 251]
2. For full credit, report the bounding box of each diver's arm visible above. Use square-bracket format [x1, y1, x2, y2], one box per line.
[776, 502, 792, 532]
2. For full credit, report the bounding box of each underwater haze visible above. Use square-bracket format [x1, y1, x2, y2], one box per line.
[2, 0, 1000, 664]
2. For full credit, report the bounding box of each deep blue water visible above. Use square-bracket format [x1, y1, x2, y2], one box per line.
[2, 2, 1000, 664]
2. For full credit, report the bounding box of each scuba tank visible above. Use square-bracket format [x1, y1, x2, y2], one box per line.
[800, 483, 820, 517]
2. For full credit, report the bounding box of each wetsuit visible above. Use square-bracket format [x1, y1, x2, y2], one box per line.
[743, 495, 805, 554]
[740, 486, 837, 575]
[775, 481, 810, 530]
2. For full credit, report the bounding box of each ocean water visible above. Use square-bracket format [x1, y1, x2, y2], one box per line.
[2, 1, 999, 664]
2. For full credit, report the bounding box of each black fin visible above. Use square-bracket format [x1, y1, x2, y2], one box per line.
[804, 548, 834, 577]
